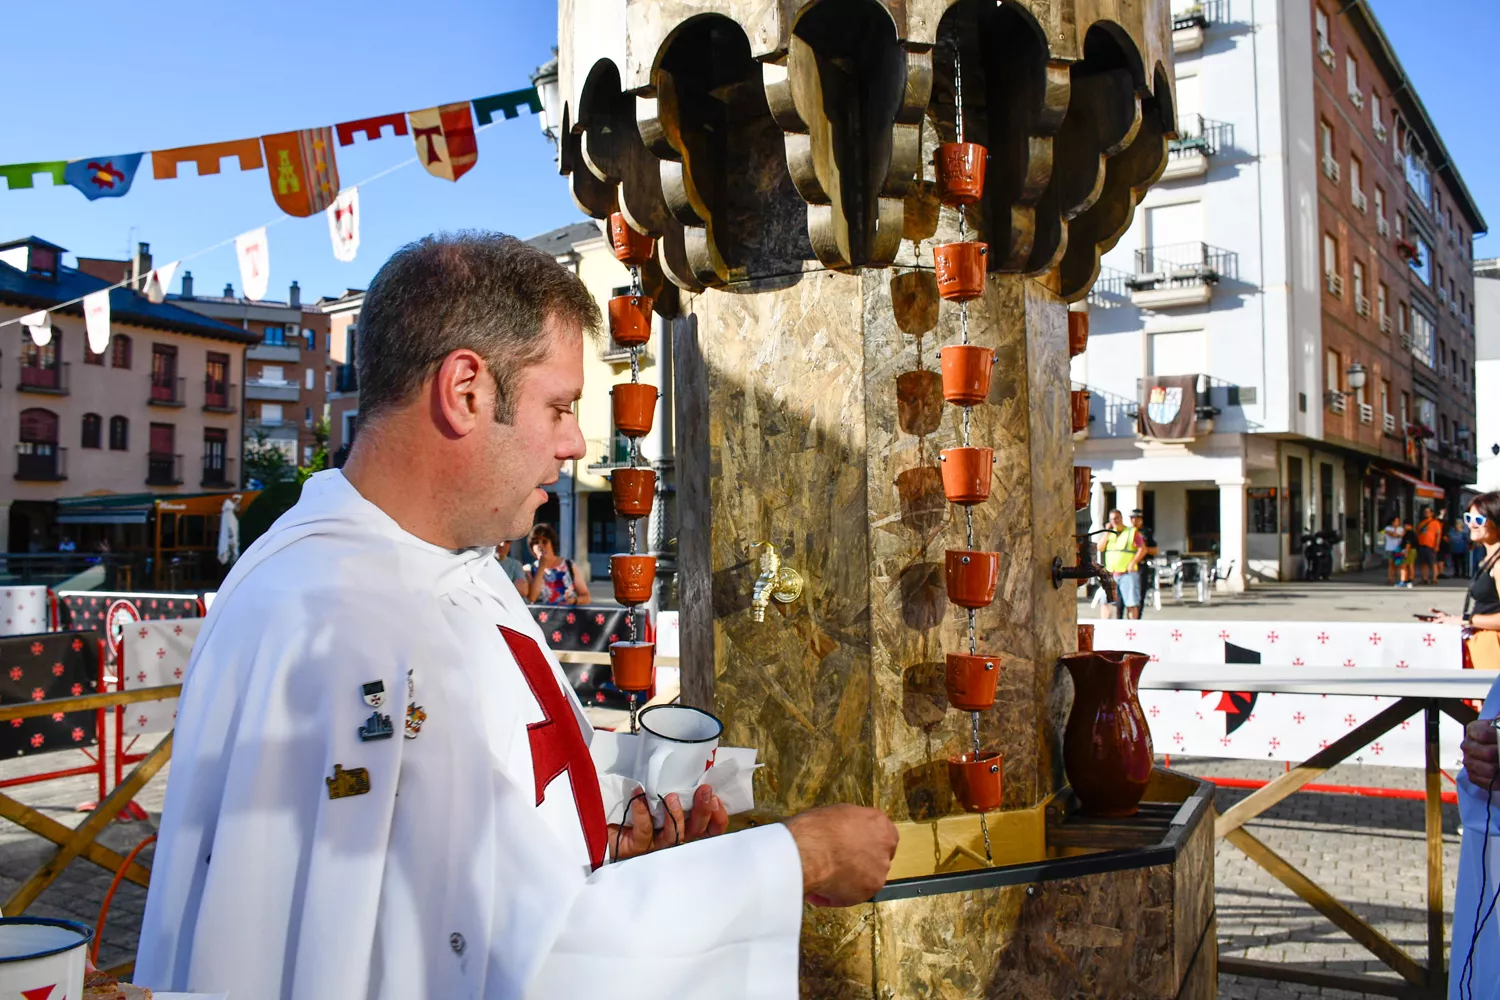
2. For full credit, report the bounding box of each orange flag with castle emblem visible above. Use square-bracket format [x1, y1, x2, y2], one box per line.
[407, 103, 478, 182]
[260, 128, 339, 217]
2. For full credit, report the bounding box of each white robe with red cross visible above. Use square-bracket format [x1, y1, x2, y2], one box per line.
[134, 470, 803, 999]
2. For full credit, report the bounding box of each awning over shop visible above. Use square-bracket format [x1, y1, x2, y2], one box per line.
[54, 489, 258, 525]
[1380, 468, 1446, 500]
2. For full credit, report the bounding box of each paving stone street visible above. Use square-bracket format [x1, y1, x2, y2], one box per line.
[0, 573, 1487, 994]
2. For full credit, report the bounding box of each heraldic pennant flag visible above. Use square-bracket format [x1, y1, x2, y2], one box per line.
[327, 187, 360, 263]
[260, 128, 339, 217]
[408, 103, 478, 182]
[64, 152, 144, 200]
[235, 228, 270, 302]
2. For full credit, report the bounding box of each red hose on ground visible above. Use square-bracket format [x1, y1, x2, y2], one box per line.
[93, 834, 156, 964]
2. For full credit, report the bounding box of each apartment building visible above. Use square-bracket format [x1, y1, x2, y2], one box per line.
[171, 267, 331, 468]
[319, 288, 364, 462]
[0, 235, 254, 550]
[1075, 0, 1483, 584]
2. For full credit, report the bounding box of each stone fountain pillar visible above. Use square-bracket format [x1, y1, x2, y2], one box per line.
[560, 2, 1215, 996]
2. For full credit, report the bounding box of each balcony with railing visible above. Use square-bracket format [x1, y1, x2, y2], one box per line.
[1171, 0, 1226, 51]
[15, 444, 66, 482]
[204, 379, 237, 413]
[586, 433, 635, 473]
[245, 374, 301, 403]
[1163, 115, 1232, 180]
[1086, 265, 1132, 310]
[148, 375, 186, 407]
[19, 360, 68, 395]
[201, 455, 235, 488]
[1126, 243, 1236, 308]
[147, 452, 183, 486]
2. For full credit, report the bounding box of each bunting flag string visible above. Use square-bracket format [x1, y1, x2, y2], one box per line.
[0, 106, 512, 335]
[0, 85, 538, 213]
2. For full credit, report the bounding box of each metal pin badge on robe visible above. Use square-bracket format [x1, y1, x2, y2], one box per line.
[359, 711, 394, 742]
[362, 680, 386, 708]
[326, 764, 371, 799]
[405, 701, 426, 739]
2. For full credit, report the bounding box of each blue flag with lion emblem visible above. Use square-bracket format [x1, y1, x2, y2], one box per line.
[64, 152, 145, 200]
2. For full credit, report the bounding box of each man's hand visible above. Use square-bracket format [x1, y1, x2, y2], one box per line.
[1463, 719, 1499, 788]
[783, 804, 898, 906]
[609, 784, 729, 861]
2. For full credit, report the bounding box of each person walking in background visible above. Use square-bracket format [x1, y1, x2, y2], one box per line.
[1449, 516, 1472, 580]
[1130, 509, 1157, 615]
[1416, 506, 1442, 585]
[1098, 509, 1142, 620]
[496, 540, 530, 594]
[525, 522, 591, 606]
[1399, 520, 1418, 589]
[1383, 514, 1404, 585]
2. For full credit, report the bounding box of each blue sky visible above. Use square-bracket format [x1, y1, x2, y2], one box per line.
[1, 0, 1494, 303]
[0, 1, 576, 305]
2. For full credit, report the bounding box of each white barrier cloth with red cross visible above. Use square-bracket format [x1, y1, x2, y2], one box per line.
[120, 617, 202, 737]
[1090, 619, 1468, 768]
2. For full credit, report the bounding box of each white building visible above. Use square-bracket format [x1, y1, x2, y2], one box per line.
[1075, 0, 1482, 587]
[1474, 260, 1500, 493]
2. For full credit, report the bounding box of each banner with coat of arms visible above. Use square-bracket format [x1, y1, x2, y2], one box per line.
[1137, 374, 1199, 440]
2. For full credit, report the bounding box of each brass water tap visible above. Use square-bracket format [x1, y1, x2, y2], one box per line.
[748, 541, 804, 622]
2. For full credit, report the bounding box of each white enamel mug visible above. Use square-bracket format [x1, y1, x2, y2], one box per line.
[637, 705, 723, 804]
[0, 917, 91, 1000]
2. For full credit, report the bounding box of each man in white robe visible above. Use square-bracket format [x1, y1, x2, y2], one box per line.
[1455, 690, 1500, 1000]
[135, 232, 898, 999]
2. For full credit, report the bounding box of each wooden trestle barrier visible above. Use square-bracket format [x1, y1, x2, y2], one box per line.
[1213, 696, 1479, 999]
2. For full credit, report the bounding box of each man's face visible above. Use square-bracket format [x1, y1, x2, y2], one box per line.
[470, 318, 586, 544]
[1108, 512, 1123, 528]
[1130, 515, 1143, 530]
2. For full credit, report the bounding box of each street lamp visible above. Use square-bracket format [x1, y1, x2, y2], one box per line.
[1345, 361, 1368, 391]
[531, 53, 561, 145]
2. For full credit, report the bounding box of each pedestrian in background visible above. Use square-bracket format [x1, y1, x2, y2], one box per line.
[525, 522, 591, 606]
[1099, 509, 1143, 620]
[1130, 509, 1157, 616]
[1449, 517, 1472, 580]
[1416, 506, 1442, 585]
[1383, 514, 1404, 585]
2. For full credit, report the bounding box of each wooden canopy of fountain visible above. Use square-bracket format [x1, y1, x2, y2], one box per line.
[557, 1, 1215, 996]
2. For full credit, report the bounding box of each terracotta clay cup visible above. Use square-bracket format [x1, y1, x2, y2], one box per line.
[608, 294, 655, 347]
[933, 241, 988, 302]
[1077, 623, 1095, 652]
[612, 383, 658, 438]
[611, 467, 657, 518]
[611, 554, 657, 606]
[609, 640, 656, 691]
[1061, 650, 1154, 817]
[608, 212, 655, 266]
[948, 750, 1003, 813]
[935, 142, 988, 206]
[1070, 389, 1091, 433]
[939, 345, 996, 406]
[1068, 310, 1089, 358]
[945, 652, 1001, 711]
[945, 549, 1000, 609]
[1073, 465, 1092, 512]
[939, 447, 994, 505]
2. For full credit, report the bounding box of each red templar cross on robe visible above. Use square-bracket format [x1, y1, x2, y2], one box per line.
[498, 625, 607, 869]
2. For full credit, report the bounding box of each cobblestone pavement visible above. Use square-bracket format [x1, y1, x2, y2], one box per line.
[0, 573, 1488, 995]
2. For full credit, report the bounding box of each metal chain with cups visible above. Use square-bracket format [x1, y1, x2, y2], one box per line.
[952, 43, 991, 865]
[625, 260, 645, 726]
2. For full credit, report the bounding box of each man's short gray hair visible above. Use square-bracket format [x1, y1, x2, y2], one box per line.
[355, 231, 601, 423]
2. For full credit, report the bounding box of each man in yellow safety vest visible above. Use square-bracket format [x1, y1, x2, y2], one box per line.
[1098, 509, 1143, 619]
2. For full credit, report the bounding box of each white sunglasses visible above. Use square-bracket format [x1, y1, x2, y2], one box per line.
[1464, 512, 1489, 528]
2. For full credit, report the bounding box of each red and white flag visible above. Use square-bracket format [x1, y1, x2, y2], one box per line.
[327, 187, 360, 262]
[408, 103, 478, 182]
[19, 311, 50, 347]
[142, 260, 179, 305]
[235, 227, 270, 301]
[83, 290, 111, 354]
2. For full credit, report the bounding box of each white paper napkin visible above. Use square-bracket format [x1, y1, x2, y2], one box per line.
[591, 730, 761, 828]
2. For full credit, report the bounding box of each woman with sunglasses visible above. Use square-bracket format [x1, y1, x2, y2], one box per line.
[1447, 492, 1500, 1000]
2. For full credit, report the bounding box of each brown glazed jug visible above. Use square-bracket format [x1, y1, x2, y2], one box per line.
[1060, 650, 1154, 817]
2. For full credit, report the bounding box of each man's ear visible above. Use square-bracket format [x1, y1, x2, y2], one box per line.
[432, 349, 487, 438]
